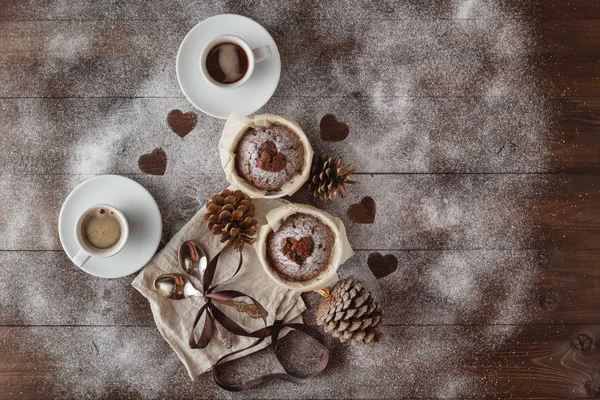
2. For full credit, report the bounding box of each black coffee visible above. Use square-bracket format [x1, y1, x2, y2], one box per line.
[206, 42, 249, 84]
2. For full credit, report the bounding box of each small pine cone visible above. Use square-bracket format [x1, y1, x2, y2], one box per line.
[308, 154, 358, 201]
[316, 276, 384, 348]
[203, 189, 258, 252]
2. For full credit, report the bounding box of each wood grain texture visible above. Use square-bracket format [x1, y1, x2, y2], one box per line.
[550, 98, 600, 173]
[0, 325, 598, 399]
[1, 249, 598, 326]
[0, 251, 152, 326]
[0, 0, 598, 398]
[0, 173, 598, 251]
[0, 19, 598, 97]
[1, 0, 599, 21]
[1, 97, 597, 174]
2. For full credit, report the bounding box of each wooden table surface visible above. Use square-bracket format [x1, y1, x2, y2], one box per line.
[1, 1, 599, 399]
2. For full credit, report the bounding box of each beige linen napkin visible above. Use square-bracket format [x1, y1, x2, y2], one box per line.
[132, 197, 305, 379]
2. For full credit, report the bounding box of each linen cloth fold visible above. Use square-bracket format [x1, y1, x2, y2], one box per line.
[132, 197, 305, 379]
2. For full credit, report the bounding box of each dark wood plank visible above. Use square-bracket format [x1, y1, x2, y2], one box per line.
[1, 0, 599, 21]
[1, 324, 598, 399]
[534, 174, 600, 250]
[0, 19, 597, 97]
[3, 97, 597, 175]
[551, 98, 600, 173]
[311, 248, 600, 326]
[1, 249, 598, 326]
[0, 20, 185, 98]
[1, 173, 598, 251]
[542, 61, 600, 98]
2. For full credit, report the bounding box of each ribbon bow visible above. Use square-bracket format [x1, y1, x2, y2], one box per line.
[188, 248, 330, 391]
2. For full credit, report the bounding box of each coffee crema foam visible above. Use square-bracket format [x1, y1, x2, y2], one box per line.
[81, 208, 123, 252]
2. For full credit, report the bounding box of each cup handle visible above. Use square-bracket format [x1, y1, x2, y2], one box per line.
[252, 45, 272, 63]
[73, 249, 91, 267]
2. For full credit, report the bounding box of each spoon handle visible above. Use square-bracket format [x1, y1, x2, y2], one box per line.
[213, 299, 264, 319]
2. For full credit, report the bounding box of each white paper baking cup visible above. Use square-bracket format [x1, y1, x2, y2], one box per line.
[255, 202, 354, 292]
[219, 114, 313, 198]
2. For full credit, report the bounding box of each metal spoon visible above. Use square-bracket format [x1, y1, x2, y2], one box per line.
[177, 240, 265, 318]
[154, 273, 202, 300]
[178, 241, 207, 286]
[153, 273, 262, 319]
[153, 273, 234, 348]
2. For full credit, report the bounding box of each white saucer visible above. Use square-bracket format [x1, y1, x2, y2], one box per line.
[176, 14, 281, 119]
[58, 175, 162, 279]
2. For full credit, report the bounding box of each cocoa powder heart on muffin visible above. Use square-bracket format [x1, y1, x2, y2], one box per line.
[235, 124, 305, 193]
[266, 213, 334, 282]
[256, 140, 287, 172]
[281, 236, 314, 264]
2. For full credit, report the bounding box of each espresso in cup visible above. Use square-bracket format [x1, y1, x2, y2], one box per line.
[199, 34, 271, 89]
[205, 42, 249, 84]
[80, 208, 124, 252]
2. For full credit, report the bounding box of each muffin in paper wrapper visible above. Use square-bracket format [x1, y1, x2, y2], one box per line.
[256, 201, 354, 292]
[219, 113, 313, 198]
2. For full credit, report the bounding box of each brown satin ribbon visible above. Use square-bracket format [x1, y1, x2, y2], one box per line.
[189, 247, 330, 391]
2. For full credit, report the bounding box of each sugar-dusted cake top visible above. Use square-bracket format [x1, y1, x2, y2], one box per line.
[266, 213, 335, 281]
[235, 124, 305, 193]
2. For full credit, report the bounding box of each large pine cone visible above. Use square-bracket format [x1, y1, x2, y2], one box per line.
[308, 154, 358, 201]
[316, 276, 384, 347]
[204, 189, 258, 252]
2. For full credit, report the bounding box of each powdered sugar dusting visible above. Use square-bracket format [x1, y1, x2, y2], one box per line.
[28, 327, 185, 399]
[0, 0, 552, 397]
[456, 0, 477, 19]
[320, 247, 539, 395]
[235, 125, 305, 192]
[428, 255, 480, 305]
[326, 174, 544, 250]
[267, 213, 335, 281]
[0, 251, 151, 326]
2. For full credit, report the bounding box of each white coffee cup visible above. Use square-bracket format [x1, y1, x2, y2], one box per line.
[73, 204, 129, 267]
[199, 34, 271, 89]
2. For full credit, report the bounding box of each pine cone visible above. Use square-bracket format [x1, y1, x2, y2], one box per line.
[316, 276, 383, 347]
[308, 154, 358, 201]
[204, 189, 258, 252]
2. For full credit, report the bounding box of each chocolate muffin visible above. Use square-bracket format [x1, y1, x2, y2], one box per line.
[235, 124, 305, 193]
[266, 213, 335, 282]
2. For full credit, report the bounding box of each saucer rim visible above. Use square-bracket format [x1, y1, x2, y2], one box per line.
[175, 13, 281, 119]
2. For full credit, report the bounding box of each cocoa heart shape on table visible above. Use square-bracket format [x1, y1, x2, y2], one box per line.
[138, 148, 167, 175]
[347, 196, 376, 223]
[320, 114, 349, 141]
[367, 252, 398, 279]
[167, 109, 197, 138]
